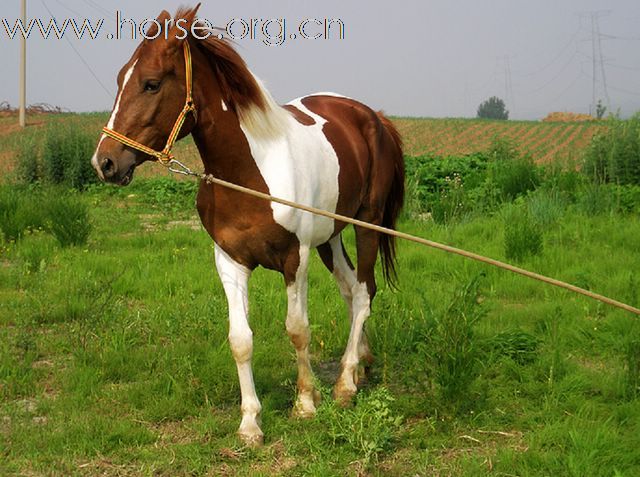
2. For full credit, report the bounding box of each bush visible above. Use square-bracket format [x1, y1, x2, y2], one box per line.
[503, 205, 543, 262]
[16, 119, 99, 189]
[583, 114, 640, 185]
[486, 138, 540, 202]
[404, 153, 488, 223]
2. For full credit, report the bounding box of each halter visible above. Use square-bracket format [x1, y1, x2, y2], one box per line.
[102, 41, 197, 165]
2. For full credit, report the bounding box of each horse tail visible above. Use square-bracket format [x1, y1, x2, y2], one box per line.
[376, 112, 405, 289]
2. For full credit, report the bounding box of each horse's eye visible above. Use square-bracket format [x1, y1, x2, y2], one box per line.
[144, 80, 161, 93]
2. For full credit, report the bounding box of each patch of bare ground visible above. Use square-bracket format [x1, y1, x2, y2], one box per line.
[378, 425, 528, 476]
[138, 213, 201, 232]
[208, 439, 297, 476]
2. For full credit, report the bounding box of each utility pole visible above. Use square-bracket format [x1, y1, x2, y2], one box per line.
[19, 0, 26, 127]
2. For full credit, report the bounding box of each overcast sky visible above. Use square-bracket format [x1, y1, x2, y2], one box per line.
[1, 0, 639, 119]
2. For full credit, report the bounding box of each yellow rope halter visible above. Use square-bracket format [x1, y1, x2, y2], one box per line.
[102, 41, 197, 165]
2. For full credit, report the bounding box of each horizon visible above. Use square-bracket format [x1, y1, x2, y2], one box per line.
[1, 0, 639, 120]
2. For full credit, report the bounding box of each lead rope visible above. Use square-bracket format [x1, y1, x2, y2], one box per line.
[164, 158, 640, 317]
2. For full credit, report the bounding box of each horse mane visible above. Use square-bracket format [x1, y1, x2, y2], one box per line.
[190, 26, 290, 139]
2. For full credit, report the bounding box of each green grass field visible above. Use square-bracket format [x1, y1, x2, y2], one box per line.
[1, 113, 640, 475]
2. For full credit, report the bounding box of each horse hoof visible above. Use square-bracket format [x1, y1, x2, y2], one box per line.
[238, 430, 264, 447]
[292, 391, 320, 418]
[292, 406, 316, 419]
[333, 383, 356, 407]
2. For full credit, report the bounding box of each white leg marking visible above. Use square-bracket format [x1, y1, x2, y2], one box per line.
[286, 246, 319, 417]
[329, 236, 372, 364]
[335, 281, 371, 403]
[91, 59, 138, 175]
[214, 244, 263, 445]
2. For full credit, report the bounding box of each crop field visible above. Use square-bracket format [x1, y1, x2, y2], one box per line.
[1, 114, 640, 476]
[394, 118, 606, 163]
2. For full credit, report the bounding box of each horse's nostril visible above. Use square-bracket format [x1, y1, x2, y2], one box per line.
[101, 157, 115, 177]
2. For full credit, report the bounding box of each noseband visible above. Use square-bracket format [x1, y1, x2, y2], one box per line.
[101, 41, 197, 165]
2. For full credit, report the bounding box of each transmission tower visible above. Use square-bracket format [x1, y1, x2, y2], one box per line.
[582, 10, 611, 114]
[503, 55, 515, 116]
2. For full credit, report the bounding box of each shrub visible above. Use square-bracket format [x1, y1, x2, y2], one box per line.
[404, 153, 488, 223]
[486, 138, 540, 202]
[583, 114, 640, 185]
[15, 119, 99, 189]
[42, 121, 98, 189]
[503, 205, 543, 262]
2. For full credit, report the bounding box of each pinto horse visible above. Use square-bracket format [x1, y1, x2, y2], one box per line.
[91, 5, 404, 446]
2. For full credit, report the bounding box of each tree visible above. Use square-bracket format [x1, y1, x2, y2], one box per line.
[477, 96, 509, 120]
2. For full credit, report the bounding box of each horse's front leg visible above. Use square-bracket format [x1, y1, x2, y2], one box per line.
[215, 245, 263, 446]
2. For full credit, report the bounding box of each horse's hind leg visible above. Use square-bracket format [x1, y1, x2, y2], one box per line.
[317, 235, 374, 368]
[284, 244, 320, 418]
[322, 227, 379, 405]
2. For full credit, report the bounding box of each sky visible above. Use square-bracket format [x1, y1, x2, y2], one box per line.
[1, 0, 640, 120]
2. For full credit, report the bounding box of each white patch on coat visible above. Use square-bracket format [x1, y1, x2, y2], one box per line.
[239, 92, 341, 247]
[221, 99, 228, 111]
[91, 60, 139, 175]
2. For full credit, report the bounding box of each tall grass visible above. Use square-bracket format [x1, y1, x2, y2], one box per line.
[418, 274, 486, 405]
[503, 204, 544, 262]
[0, 186, 91, 248]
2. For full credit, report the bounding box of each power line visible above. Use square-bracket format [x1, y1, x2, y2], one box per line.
[514, 25, 583, 78]
[81, 0, 117, 22]
[525, 49, 580, 94]
[40, 0, 114, 99]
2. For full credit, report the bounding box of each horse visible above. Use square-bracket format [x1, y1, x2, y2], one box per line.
[91, 5, 405, 446]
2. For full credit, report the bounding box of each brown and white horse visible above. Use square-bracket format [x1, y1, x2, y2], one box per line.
[91, 6, 404, 446]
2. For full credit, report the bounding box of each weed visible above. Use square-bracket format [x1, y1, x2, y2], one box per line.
[486, 137, 540, 202]
[485, 329, 540, 365]
[503, 204, 543, 262]
[45, 194, 92, 247]
[0, 186, 46, 242]
[318, 386, 402, 466]
[418, 274, 486, 405]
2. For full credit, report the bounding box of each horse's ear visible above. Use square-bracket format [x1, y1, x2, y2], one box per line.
[178, 4, 201, 31]
[146, 10, 171, 38]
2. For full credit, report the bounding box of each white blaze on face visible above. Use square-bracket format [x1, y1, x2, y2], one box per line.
[91, 59, 139, 177]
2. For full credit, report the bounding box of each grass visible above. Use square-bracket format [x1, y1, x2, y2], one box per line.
[1, 175, 640, 476]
